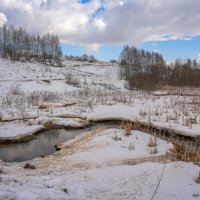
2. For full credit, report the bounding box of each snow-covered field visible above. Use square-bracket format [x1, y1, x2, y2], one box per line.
[0, 128, 199, 200]
[0, 58, 199, 138]
[0, 58, 200, 199]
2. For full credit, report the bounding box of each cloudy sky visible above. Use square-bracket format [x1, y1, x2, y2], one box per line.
[0, 0, 200, 61]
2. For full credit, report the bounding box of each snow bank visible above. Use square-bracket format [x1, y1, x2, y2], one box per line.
[52, 117, 90, 128]
[0, 122, 44, 140]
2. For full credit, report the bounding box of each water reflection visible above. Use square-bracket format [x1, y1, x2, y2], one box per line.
[0, 129, 83, 162]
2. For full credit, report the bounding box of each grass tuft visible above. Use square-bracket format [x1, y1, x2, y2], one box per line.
[196, 171, 200, 184]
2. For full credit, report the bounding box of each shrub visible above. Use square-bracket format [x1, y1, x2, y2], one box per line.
[65, 73, 80, 86]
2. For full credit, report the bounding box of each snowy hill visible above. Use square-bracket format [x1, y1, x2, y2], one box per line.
[0, 58, 200, 200]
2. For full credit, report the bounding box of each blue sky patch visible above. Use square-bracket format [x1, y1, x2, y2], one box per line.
[93, 6, 105, 18]
[80, 0, 91, 4]
[62, 35, 200, 62]
[139, 36, 200, 61]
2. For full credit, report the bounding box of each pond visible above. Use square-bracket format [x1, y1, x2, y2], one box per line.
[0, 125, 105, 162]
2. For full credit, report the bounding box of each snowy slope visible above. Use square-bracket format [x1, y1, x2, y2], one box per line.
[0, 58, 199, 138]
[0, 58, 200, 200]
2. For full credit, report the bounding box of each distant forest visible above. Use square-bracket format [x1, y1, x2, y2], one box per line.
[120, 45, 200, 89]
[0, 24, 62, 66]
[64, 54, 97, 62]
[0, 24, 199, 88]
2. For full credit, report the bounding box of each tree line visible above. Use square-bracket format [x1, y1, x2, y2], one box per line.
[120, 45, 200, 90]
[0, 24, 62, 66]
[64, 54, 96, 63]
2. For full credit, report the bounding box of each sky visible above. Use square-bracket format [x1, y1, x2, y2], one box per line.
[0, 0, 200, 61]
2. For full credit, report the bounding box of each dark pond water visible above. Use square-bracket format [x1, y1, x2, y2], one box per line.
[0, 124, 107, 162]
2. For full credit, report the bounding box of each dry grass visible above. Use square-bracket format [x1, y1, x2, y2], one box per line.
[120, 121, 139, 137]
[148, 137, 157, 147]
[112, 133, 121, 141]
[171, 142, 200, 165]
[196, 171, 200, 183]
[149, 146, 158, 154]
[194, 136, 200, 150]
[128, 141, 134, 151]
[148, 137, 158, 154]
[1, 82, 200, 129]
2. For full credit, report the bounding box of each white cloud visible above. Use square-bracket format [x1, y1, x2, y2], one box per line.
[103, 0, 126, 10]
[146, 35, 192, 42]
[0, 13, 7, 27]
[101, 0, 200, 45]
[93, 17, 106, 31]
[1, 0, 200, 49]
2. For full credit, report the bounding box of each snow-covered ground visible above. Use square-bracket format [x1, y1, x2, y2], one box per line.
[0, 58, 200, 199]
[0, 58, 199, 138]
[0, 128, 199, 200]
[0, 122, 44, 139]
